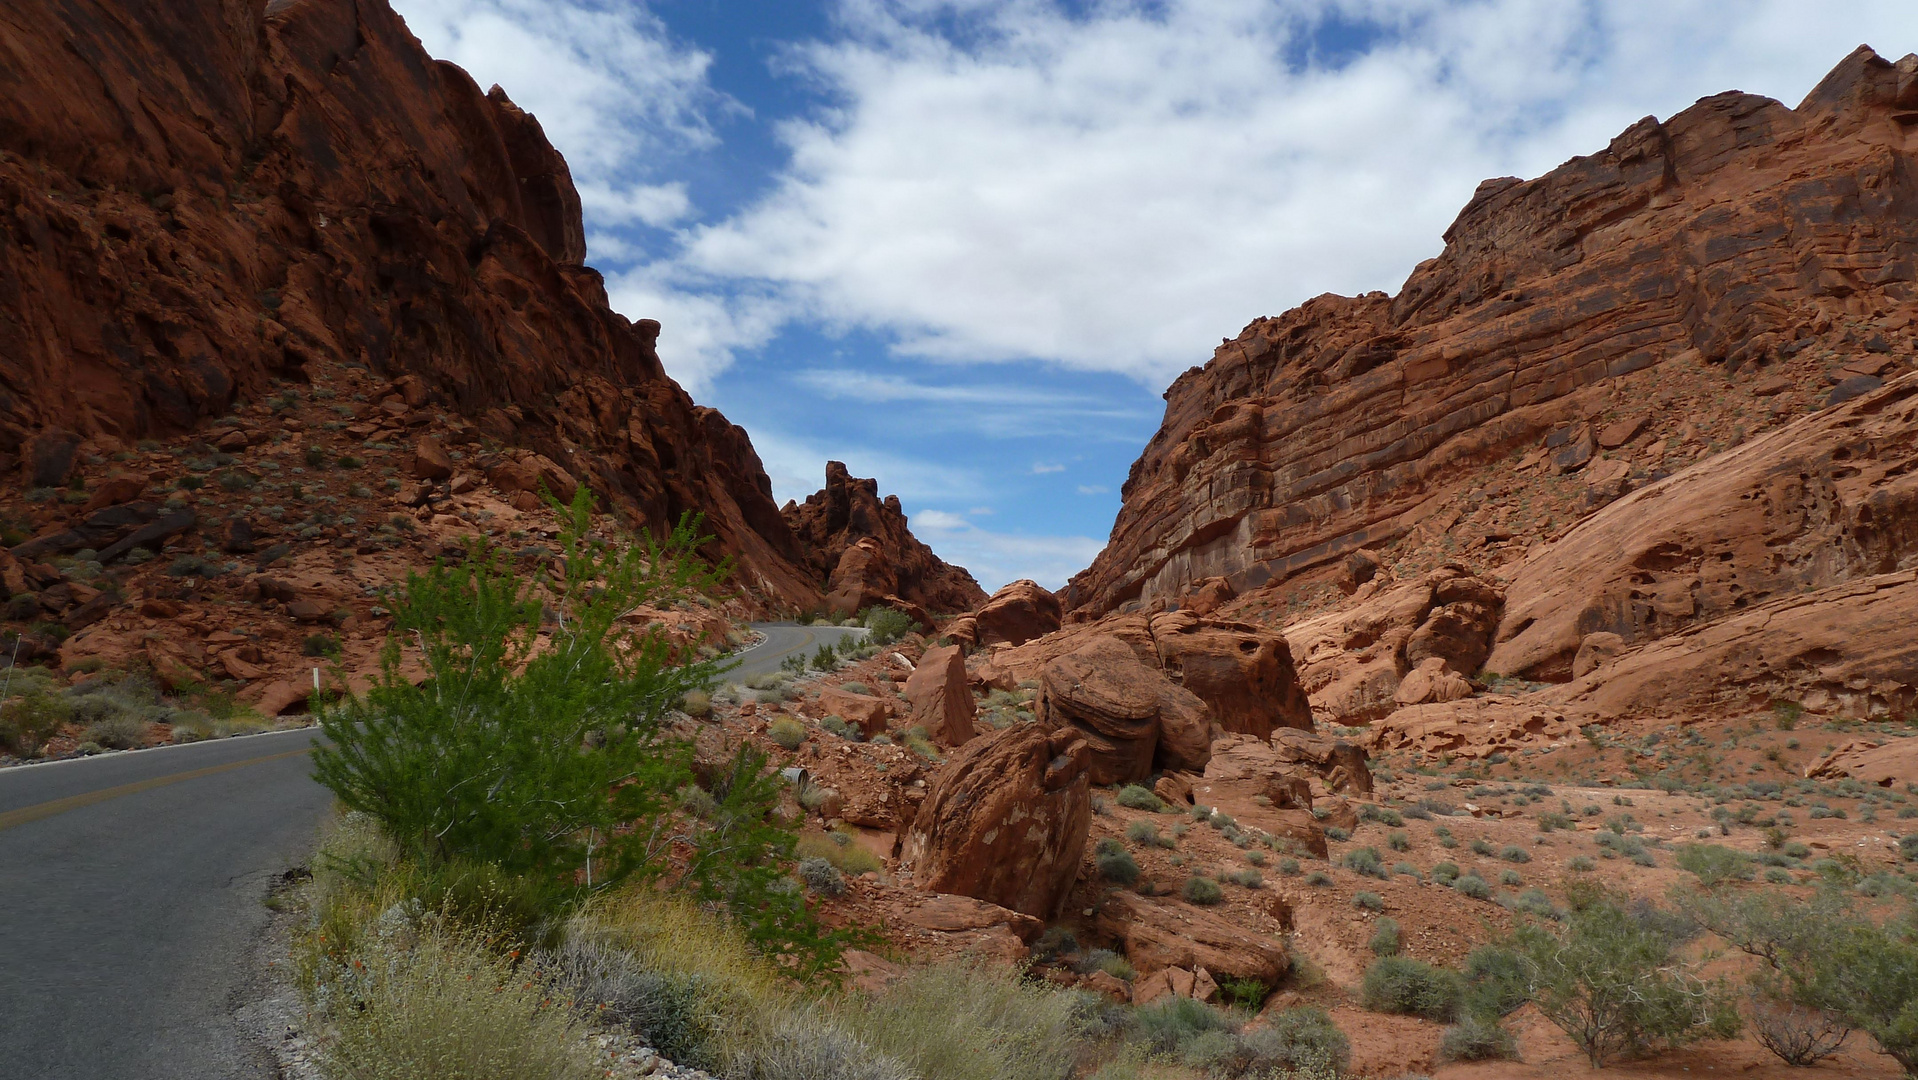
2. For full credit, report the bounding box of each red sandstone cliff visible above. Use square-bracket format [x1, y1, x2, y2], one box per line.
[1067, 47, 1918, 621]
[0, 0, 962, 610]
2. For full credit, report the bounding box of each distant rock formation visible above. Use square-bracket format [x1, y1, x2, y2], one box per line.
[782, 462, 987, 616]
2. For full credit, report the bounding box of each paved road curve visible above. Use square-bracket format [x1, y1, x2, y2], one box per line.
[0, 623, 859, 1076]
[725, 622, 869, 682]
[0, 726, 331, 1079]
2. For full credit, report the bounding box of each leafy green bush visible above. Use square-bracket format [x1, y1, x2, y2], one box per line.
[862, 607, 916, 645]
[1441, 1014, 1518, 1061]
[1116, 784, 1166, 812]
[812, 644, 839, 672]
[1432, 861, 1460, 884]
[303, 633, 341, 658]
[1182, 876, 1223, 905]
[1095, 839, 1141, 885]
[799, 856, 847, 897]
[1388, 829, 1410, 851]
[1132, 994, 1236, 1054]
[1462, 945, 1531, 1019]
[1126, 820, 1174, 848]
[1511, 890, 1738, 1066]
[0, 678, 71, 756]
[1362, 955, 1462, 1020]
[1454, 874, 1491, 899]
[838, 962, 1081, 1080]
[1499, 844, 1531, 863]
[1353, 891, 1383, 911]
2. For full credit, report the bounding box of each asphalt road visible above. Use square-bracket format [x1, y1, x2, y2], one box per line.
[0, 624, 857, 1077]
[0, 725, 331, 1079]
[727, 622, 870, 682]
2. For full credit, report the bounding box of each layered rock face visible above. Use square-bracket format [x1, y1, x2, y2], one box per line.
[782, 462, 988, 616]
[1065, 47, 1918, 623]
[0, 0, 985, 612]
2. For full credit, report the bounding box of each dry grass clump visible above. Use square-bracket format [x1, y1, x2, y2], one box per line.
[320, 932, 594, 1080]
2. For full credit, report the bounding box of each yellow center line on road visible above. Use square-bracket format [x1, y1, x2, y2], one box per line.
[0, 746, 313, 833]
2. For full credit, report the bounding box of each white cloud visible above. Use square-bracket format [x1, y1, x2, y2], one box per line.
[684, 0, 1918, 385]
[738, 427, 989, 508]
[1077, 485, 1109, 495]
[967, 506, 995, 516]
[904, 512, 1108, 591]
[1030, 462, 1066, 474]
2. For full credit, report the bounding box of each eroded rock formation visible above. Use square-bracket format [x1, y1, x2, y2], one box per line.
[1065, 47, 1918, 628]
[782, 462, 987, 617]
[899, 723, 1092, 920]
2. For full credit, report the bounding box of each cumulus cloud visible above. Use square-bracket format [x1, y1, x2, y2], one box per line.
[685, 0, 1918, 385]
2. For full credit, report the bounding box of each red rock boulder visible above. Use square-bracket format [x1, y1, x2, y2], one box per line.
[1035, 635, 1211, 784]
[904, 643, 976, 746]
[970, 579, 1063, 648]
[900, 724, 1092, 920]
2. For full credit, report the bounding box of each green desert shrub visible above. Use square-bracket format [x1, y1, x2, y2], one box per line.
[1362, 955, 1463, 1021]
[861, 607, 916, 645]
[1462, 944, 1531, 1019]
[1509, 890, 1739, 1066]
[1353, 891, 1384, 912]
[1343, 846, 1386, 878]
[1240, 1006, 1349, 1074]
[1095, 839, 1142, 885]
[1454, 874, 1491, 899]
[1182, 876, 1223, 905]
[1440, 1014, 1519, 1061]
[767, 717, 806, 751]
[0, 677, 71, 756]
[680, 689, 712, 719]
[1116, 784, 1167, 812]
[1369, 916, 1402, 957]
[837, 962, 1081, 1080]
[1674, 843, 1756, 887]
[798, 856, 847, 898]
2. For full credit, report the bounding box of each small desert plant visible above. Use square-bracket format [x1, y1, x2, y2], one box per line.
[1095, 839, 1142, 885]
[1499, 844, 1531, 863]
[767, 717, 806, 751]
[1343, 846, 1386, 878]
[1674, 843, 1755, 888]
[1182, 876, 1223, 905]
[1362, 955, 1463, 1021]
[1116, 784, 1167, 812]
[303, 633, 341, 658]
[1441, 1014, 1519, 1061]
[1353, 891, 1384, 912]
[680, 689, 712, 718]
[1369, 917, 1401, 957]
[1239, 1006, 1349, 1073]
[1454, 874, 1491, 899]
[861, 607, 916, 645]
[799, 856, 848, 897]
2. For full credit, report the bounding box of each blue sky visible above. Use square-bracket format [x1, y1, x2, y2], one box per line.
[391, 0, 1918, 590]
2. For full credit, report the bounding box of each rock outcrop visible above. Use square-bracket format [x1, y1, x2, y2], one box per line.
[899, 723, 1092, 920]
[1064, 47, 1918, 624]
[0, 0, 990, 615]
[782, 462, 988, 617]
[1033, 635, 1211, 784]
[980, 612, 1310, 738]
[903, 643, 976, 746]
[946, 580, 1062, 648]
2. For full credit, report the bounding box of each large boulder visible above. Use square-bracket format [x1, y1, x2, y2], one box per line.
[1093, 893, 1290, 983]
[970, 580, 1062, 647]
[904, 643, 976, 746]
[1147, 612, 1311, 737]
[1269, 729, 1372, 798]
[1035, 635, 1211, 784]
[900, 724, 1092, 920]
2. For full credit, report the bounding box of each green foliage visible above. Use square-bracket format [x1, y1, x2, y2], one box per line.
[1362, 955, 1463, 1020]
[1454, 874, 1491, 899]
[1116, 784, 1167, 812]
[1095, 838, 1141, 885]
[835, 963, 1081, 1080]
[1461, 945, 1531, 1019]
[1220, 978, 1269, 1012]
[1498, 844, 1531, 863]
[314, 492, 722, 895]
[1510, 890, 1738, 1066]
[0, 673, 71, 756]
[303, 633, 342, 658]
[1368, 917, 1401, 957]
[1132, 994, 1236, 1054]
[1126, 820, 1174, 848]
[1674, 843, 1756, 887]
[811, 644, 838, 672]
[1343, 846, 1386, 878]
[1441, 1014, 1519, 1062]
[1353, 891, 1383, 912]
[1182, 876, 1223, 905]
[680, 689, 712, 719]
[1243, 1006, 1349, 1074]
[861, 607, 916, 645]
[799, 856, 846, 897]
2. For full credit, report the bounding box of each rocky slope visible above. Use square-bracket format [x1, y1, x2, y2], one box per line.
[1066, 47, 1918, 631]
[0, 0, 966, 614]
